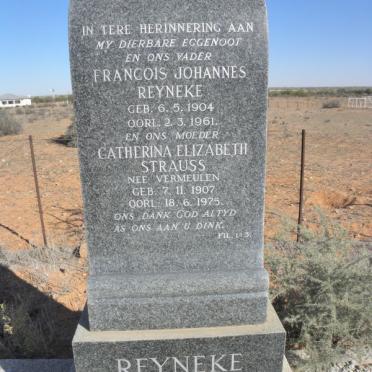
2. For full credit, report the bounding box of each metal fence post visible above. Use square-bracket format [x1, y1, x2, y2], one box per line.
[29, 135, 48, 247]
[297, 129, 306, 242]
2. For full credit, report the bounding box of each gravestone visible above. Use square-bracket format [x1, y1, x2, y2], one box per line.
[69, 0, 289, 370]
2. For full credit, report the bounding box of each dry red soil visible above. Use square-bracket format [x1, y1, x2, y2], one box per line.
[0, 97, 371, 316]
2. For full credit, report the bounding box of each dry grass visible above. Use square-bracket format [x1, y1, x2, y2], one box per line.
[0, 298, 59, 358]
[0, 111, 22, 136]
[0, 242, 87, 297]
[323, 100, 341, 109]
[0, 241, 87, 358]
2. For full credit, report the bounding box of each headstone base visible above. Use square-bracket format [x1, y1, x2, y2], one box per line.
[88, 269, 268, 330]
[73, 302, 289, 372]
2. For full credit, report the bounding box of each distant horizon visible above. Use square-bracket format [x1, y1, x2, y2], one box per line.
[3, 86, 369, 98]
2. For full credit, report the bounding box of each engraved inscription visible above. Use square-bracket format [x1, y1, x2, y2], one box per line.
[117, 353, 243, 372]
[80, 21, 257, 240]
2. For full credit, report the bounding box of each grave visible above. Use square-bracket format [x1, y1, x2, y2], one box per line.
[69, 0, 289, 370]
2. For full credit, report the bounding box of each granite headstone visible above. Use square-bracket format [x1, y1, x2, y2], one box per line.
[70, 0, 289, 370]
[70, 0, 269, 332]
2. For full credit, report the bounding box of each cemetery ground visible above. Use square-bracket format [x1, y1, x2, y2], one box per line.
[0, 97, 371, 369]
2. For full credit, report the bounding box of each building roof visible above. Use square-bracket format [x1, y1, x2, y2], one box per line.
[0, 94, 30, 100]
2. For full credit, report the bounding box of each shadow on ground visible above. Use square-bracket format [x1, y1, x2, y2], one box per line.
[0, 264, 80, 359]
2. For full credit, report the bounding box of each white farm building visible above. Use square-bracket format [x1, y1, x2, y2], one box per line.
[0, 94, 32, 108]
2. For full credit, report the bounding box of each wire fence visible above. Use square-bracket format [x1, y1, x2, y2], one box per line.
[0, 96, 369, 249]
[0, 135, 83, 250]
[268, 96, 351, 110]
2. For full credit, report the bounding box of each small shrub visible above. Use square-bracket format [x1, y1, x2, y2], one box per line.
[65, 122, 78, 147]
[266, 214, 371, 371]
[0, 242, 86, 358]
[322, 100, 341, 109]
[0, 299, 58, 358]
[36, 109, 47, 117]
[54, 119, 77, 147]
[23, 107, 33, 115]
[0, 111, 22, 136]
[27, 115, 37, 123]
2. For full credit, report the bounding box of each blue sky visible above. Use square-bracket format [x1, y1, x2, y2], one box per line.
[1, 1, 372, 96]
